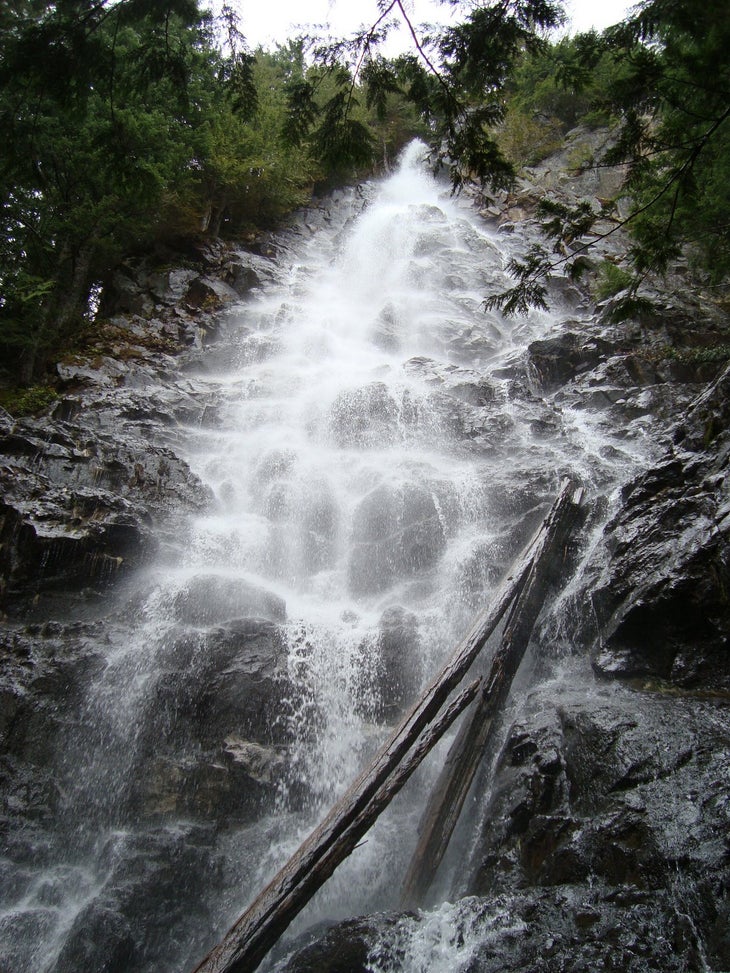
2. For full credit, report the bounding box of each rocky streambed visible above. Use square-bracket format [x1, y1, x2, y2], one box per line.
[1, 140, 729, 973]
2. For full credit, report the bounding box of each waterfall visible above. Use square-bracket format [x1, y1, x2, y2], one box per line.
[1, 142, 658, 973]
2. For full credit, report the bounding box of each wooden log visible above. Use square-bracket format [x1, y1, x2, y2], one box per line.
[400, 483, 585, 908]
[191, 678, 481, 973]
[191, 479, 577, 973]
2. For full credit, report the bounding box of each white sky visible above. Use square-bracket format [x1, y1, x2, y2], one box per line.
[232, 0, 634, 51]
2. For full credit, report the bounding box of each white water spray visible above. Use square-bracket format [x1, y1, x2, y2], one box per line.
[2, 142, 659, 973]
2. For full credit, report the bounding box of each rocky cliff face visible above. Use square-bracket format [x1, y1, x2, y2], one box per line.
[0, 239, 300, 972]
[278, 353, 729, 971]
[275, 136, 730, 972]
[1, 143, 728, 973]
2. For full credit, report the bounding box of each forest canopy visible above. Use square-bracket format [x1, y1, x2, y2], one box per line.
[1, 0, 728, 383]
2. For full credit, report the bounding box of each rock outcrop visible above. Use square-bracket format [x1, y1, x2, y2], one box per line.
[585, 363, 730, 690]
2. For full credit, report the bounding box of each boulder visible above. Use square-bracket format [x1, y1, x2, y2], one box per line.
[183, 276, 240, 310]
[370, 303, 402, 353]
[464, 682, 730, 971]
[54, 905, 136, 973]
[169, 575, 286, 625]
[277, 913, 405, 973]
[583, 364, 730, 690]
[50, 824, 220, 973]
[526, 331, 611, 391]
[328, 382, 400, 448]
[375, 606, 422, 721]
[130, 618, 291, 823]
[348, 482, 446, 594]
[0, 908, 60, 973]
[278, 886, 703, 973]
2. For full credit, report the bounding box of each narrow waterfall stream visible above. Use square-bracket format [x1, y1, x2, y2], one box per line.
[3, 143, 661, 973]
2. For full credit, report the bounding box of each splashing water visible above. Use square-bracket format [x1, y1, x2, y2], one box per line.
[2, 142, 659, 973]
[367, 898, 527, 973]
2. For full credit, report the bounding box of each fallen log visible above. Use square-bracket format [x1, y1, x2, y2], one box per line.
[191, 679, 481, 973]
[191, 479, 578, 973]
[400, 482, 585, 908]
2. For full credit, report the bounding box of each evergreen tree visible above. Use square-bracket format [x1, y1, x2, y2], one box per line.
[282, 0, 564, 191]
[489, 0, 730, 312]
[0, 0, 218, 380]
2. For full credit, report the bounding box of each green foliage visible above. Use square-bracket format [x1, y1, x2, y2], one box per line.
[0, 3, 323, 381]
[6, 0, 725, 369]
[494, 0, 730, 313]
[0, 385, 59, 417]
[592, 261, 637, 301]
[568, 0, 729, 279]
[311, 90, 376, 173]
[0, 1, 572, 376]
[538, 198, 600, 251]
[292, 1, 565, 192]
[198, 48, 318, 233]
[494, 34, 622, 166]
[0, 0, 217, 379]
[496, 112, 564, 167]
[484, 245, 551, 315]
[603, 292, 659, 323]
[665, 344, 730, 365]
[362, 56, 402, 121]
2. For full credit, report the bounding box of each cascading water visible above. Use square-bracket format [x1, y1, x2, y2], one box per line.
[2, 142, 659, 973]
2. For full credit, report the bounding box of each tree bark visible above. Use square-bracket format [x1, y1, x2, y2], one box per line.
[191, 679, 481, 973]
[400, 482, 584, 908]
[22, 232, 99, 383]
[190, 479, 580, 973]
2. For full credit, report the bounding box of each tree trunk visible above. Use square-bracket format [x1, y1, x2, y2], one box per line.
[191, 679, 481, 973]
[400, 483, 584, 907]
[22, 233, 99, 383]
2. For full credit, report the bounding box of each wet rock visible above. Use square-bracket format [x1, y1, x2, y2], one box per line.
[465, 681, 730, 971]
[131, 619, 290, 822]
[583, 364, 730, 690]
[54, 905, 136, 973]
[375, 606, 422, 721]
[328, 382, 400, 448]
[0, 487, 157, 604]
[463, 887, 703, 973]
[223, 736, 285, 783]
[170, 574, 286, 625]
[0, 404, 213, 612]
[51, 824, 220, 973]
[348, 482, 446, 594]
[0, 908, 60, 973]
[192, 619, 289, 745]
[148, 267, 199, 304]
[0, 623, 107, 763]
[526, 331, 611, 390]
[370, 303, 402, 352]
[280, 886, 702, 973]
[184, 275, 240, 310]
[138, 749, 284, 823]
[104, 266, 156, 318]
[277, 913, 404, 973]
[222, 250, 278, 294]
[298, 482, 339, 572]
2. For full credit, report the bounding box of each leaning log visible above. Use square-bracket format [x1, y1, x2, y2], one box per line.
[191, 479, 578, 973]
[400, 482, 584, 907]
[191, 679, 481, 973]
